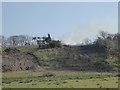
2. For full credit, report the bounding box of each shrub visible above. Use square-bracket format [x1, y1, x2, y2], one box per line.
[42, 72, 56, 77]
[49, 40, 62, 48]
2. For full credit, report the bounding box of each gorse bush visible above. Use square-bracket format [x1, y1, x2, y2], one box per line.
[94, 31, 119, 56]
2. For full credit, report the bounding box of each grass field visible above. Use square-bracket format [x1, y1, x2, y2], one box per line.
[2, 70, 119, 88]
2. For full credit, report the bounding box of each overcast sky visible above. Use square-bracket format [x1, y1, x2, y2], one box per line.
[2, 2, 118, 44]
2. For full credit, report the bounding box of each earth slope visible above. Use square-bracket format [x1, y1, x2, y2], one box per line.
[2, 48, 42, 72]
[2, 44, 115, 72]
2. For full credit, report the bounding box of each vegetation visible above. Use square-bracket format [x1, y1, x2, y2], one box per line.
[2, 70, 118, 88]
[2, 31, 119, 88]
[2, 45, 39, 53]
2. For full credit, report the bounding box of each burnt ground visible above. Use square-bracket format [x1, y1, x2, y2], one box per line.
[42, 44, 113, 72]
[2, 44, 117, 72]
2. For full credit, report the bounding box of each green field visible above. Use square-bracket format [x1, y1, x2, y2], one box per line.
[2, 70, 119, 88]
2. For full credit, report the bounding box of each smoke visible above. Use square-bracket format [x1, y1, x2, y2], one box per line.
[62, 17, 117, 45]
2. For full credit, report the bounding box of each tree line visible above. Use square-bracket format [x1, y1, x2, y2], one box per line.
[1, 31, 120, 54]
[94, 31, 119, 56]
[0, 35, 36, 47]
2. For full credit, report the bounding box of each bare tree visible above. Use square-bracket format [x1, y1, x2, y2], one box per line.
[84, 38, 91, 45]
[95, 31, 119, 56]
[0, 35, 8, 47]
[99, 31, 108, 39]
[8, 36, 20, 46]
[18, 35, 26, 46]
[24, 35, 32, 45]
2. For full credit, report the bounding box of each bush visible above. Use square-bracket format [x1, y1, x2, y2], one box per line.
[42, 72, 56, 77]
[49, 40, 61, 48]
[93, 60, 112, 72]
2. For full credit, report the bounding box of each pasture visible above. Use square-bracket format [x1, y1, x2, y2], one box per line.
[2, 70, 119, 88]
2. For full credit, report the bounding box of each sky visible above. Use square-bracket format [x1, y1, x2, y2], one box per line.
[2, 2, 118, 44]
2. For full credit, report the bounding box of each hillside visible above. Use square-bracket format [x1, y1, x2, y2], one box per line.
[2, 47, 42, 72]
[2, 44, 118, 72]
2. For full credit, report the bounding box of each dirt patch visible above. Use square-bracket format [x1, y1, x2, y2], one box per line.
[2, 48, 43, 72]
[3, 48, 20, 54]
